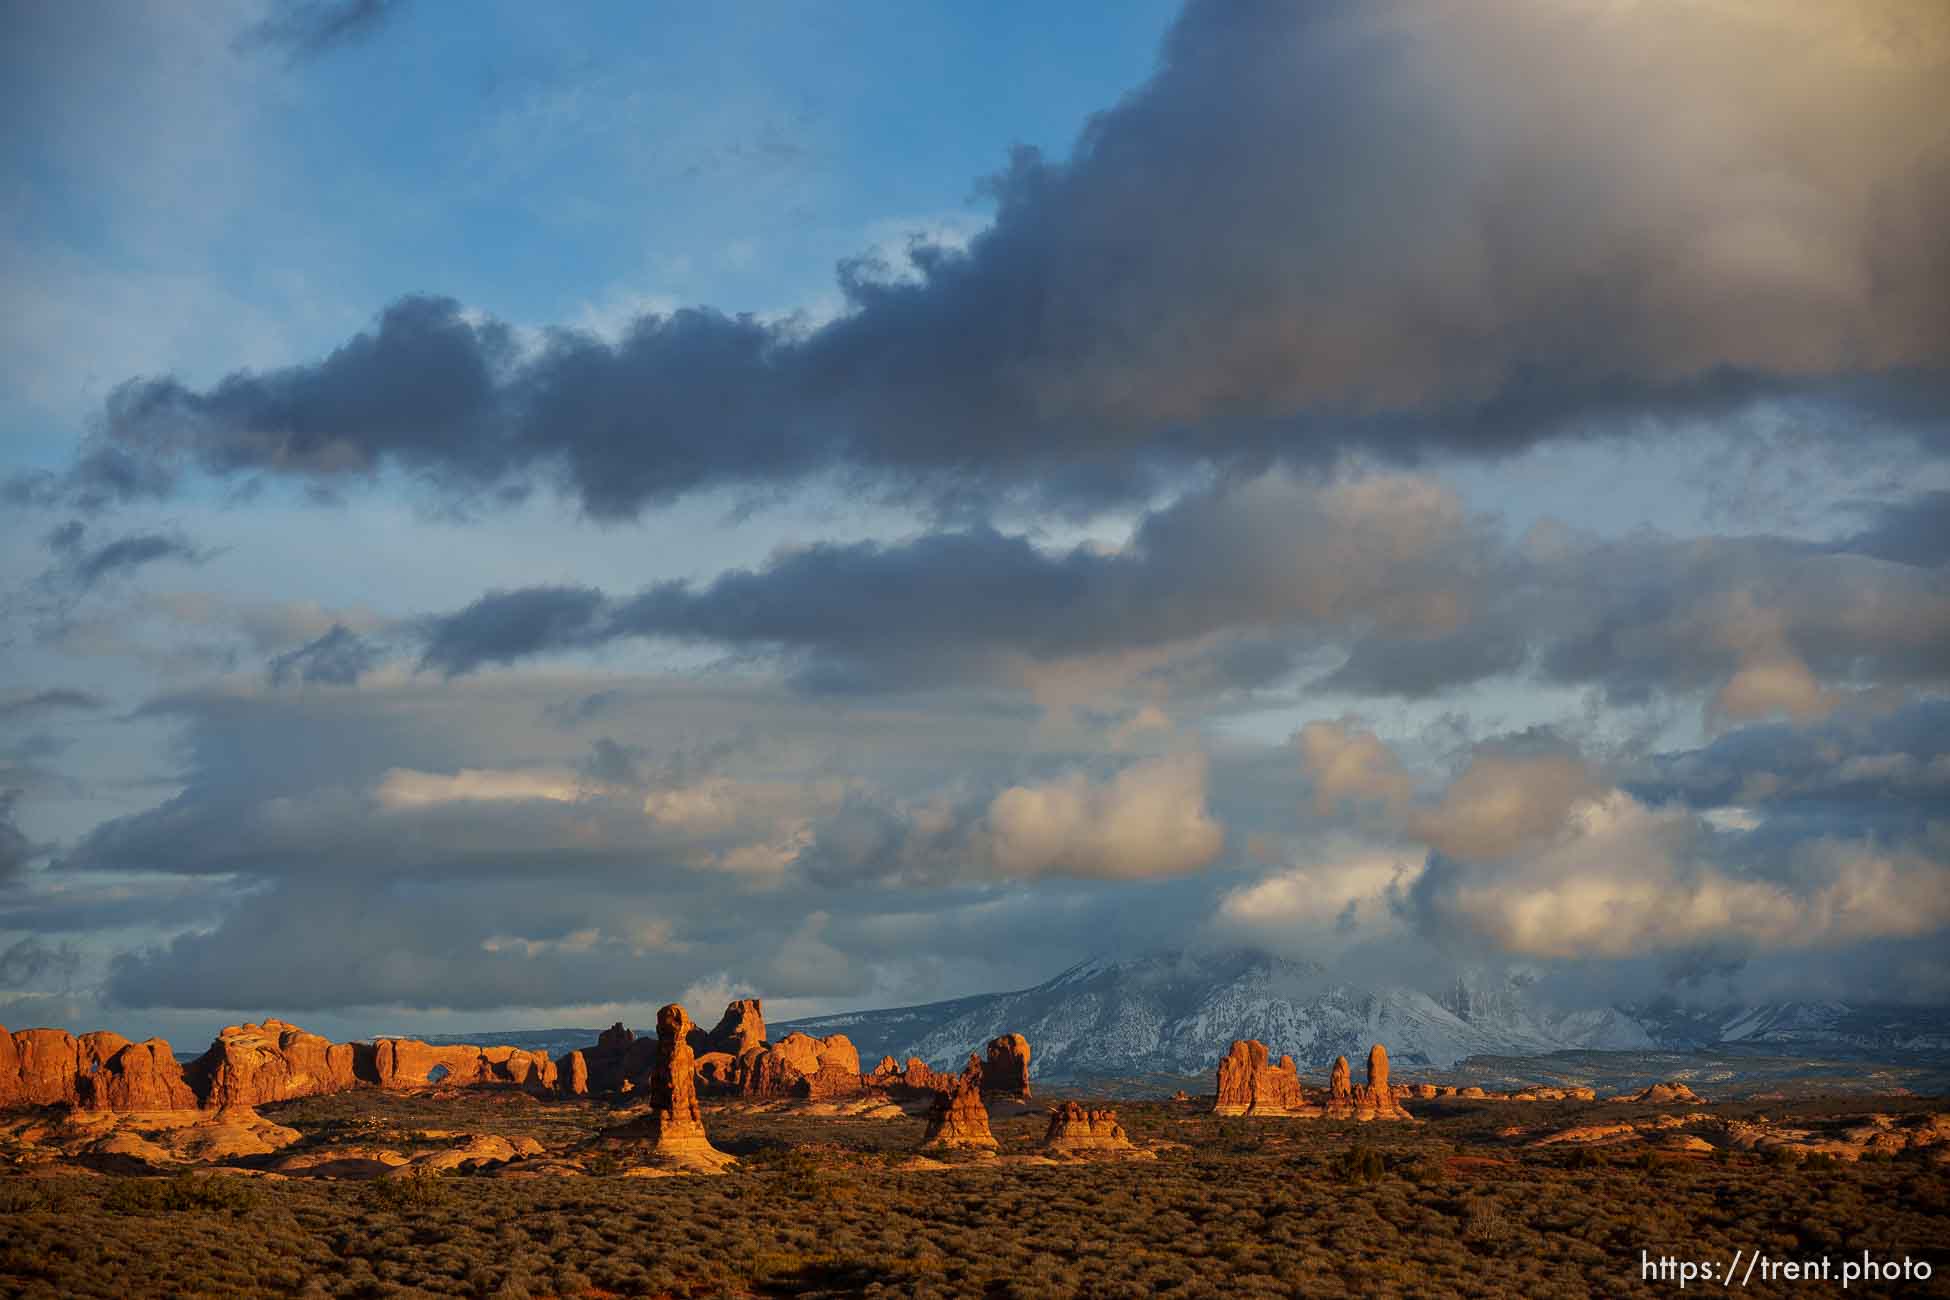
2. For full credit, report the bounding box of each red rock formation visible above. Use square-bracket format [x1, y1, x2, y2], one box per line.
[1628, 1081, 1705, 1105]
[694, 1051, 738, 1089]
[1353, 1043, 1411, 1120]
[692, 999, 767, 1058]
[0, 1017, 557, 1115]
[648, 1006, 708, 1139]
[1212, 1040, 1310, 1116]
[560, 1050, 590, 1097]
[374, 1039, 481, 1089]
[872, 1054, 900, 1078]
[80, 1039, 197, 1112]
[1042, 1101, 1132, 1152]
[606, 1003, 732, 1170]
[982, 1033, 1032, 1101]
[559, 1022, 657, 1096]
[188, 1020, 369, 1109]
[920, 1056, 997, 1152]
[1327, 1055, 1353, 1109]
[12, 1029, 80, 1106]
[737, 1031, 863, 1099]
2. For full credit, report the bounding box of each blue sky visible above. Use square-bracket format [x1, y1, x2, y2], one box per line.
[2, 0, 1947, 1050]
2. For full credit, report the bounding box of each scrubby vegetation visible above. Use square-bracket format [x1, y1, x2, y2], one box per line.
[0, 1093, 1945, 1297]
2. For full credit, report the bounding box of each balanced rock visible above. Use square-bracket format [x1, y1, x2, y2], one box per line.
[982, 1034, 1033, 1101]
[1213, 1040, 1310, 1116]
[1042, 1101, 1132, 1153]
[920, 1055, 998, 1152]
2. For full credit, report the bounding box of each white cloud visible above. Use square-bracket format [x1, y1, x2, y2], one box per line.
[376, 767, 580, 809]
[988, 753, 1225, 880]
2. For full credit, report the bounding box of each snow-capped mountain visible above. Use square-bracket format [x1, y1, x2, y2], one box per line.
[777, 948, 1950, 1080]
[782, 948, 1642, 1077]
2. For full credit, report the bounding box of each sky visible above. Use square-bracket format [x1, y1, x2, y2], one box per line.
[2, 0, 1947, 1050]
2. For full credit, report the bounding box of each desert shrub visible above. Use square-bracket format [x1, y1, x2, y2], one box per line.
[1461, 1202, 1512, 1254]
[1330, 1143, 1386, 1185]
[360, 1167, 449, 1211]
[1564, 1146, 1607, 1170]
[100, 1173, 258, 1216]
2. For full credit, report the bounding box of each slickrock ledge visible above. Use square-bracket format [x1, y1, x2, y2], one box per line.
[1627, 1081, 1706, 1105]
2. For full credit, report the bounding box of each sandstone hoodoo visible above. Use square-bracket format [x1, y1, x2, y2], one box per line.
[920, 1055, 998, 1152]
[982, 1033, 1033, 1101]
[1321, 1045, 1412, 1120]
[1042, 1101, 1133, 1153]
[1327, 1055, 1354, 1109]
[1212, 1039, 1311, 1116]
[603, 1003, 733, 1172]
[1356, 1043, 1411, 1120]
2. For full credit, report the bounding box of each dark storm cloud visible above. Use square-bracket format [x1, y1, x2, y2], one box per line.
[0, 792, 38, 883]
[1628, 697, 1950, 845]
[1837, 491, 1950, 568]
[0, 936, 82, 988]
[239, 0, 408, 61]
[0, 688, 108, 722]
[58, 0, 1950, 518]
[39, 520, 205, 591]
[267, 623, 379, 686]
[413, 472, 1950, 713]
[420, 473, 1492, 684]
[418, 585, 608, 676]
